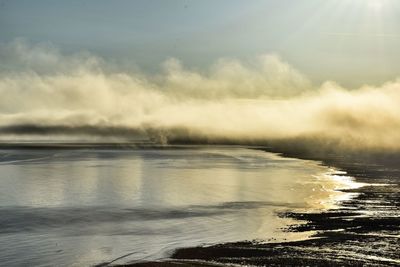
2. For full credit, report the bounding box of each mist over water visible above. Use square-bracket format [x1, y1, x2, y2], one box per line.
[1, 39, 400, 150]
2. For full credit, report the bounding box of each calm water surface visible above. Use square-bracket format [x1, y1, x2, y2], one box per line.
[0, 147, 348, 266]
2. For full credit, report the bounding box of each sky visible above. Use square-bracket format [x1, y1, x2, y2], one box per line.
[1, 0, 400, 87]
[1, 0, 400, 150]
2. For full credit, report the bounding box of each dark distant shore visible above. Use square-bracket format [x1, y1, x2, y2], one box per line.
[113, 146, 400, 266]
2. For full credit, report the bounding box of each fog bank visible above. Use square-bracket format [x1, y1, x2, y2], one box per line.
[1, 40, 400, 151]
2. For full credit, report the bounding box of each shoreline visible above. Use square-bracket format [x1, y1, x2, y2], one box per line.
[0, 143, 398, 266]
[114, 146, 400, 266]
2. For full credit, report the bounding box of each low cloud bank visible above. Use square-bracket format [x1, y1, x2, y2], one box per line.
[1, 39, 400, 151]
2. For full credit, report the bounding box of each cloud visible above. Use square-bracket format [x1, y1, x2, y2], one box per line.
[1, 40, 400, 151]
[0, 38, 102, 74]
[161, 54, 312, 99]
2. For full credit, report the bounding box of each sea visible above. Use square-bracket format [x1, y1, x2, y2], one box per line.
[0, 146, 354, 266]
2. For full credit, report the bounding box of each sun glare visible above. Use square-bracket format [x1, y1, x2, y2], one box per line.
[368, 0, 383, 10]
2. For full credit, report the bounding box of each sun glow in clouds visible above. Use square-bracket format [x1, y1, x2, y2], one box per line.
[2, 40, 400, 150]
[368, 0, 384, 10]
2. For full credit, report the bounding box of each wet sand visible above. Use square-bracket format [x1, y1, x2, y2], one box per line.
[122, 149, 400, 266]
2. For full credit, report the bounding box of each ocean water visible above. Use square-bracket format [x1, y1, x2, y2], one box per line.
[0, 147, 347, 266]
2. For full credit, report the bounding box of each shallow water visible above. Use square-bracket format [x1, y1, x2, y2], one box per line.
[0, 147, 347, 266]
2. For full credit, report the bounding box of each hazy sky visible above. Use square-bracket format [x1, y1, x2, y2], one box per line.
[2, 1, 400, 149]
[1, 0, 400, 86]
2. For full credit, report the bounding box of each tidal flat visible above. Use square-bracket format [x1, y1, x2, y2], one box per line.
[0, 144, 365, 266]
[127, 148, 400, 266]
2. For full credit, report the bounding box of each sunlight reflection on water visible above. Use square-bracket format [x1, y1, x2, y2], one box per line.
[0, 147, 356, 266]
